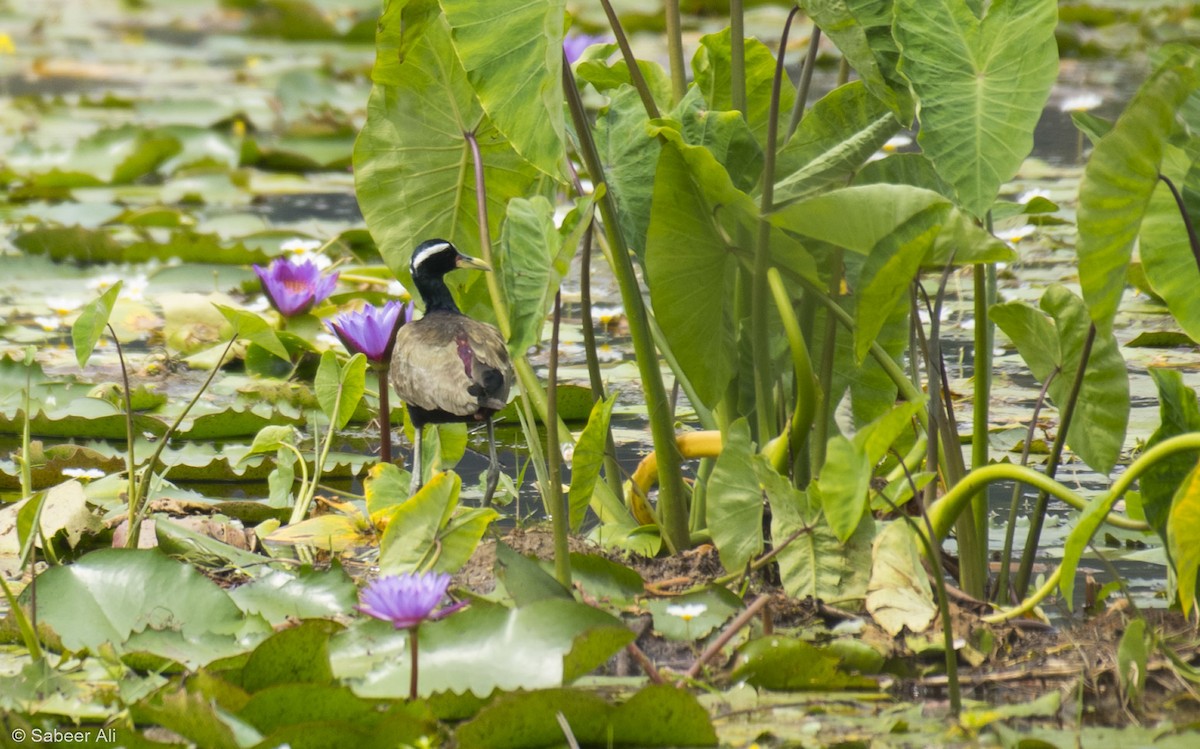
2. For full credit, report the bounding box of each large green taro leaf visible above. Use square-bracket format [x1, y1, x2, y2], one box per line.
[1141, 369, 1200, 547]
[1138, 144, 1200, 342]
[1169, 461, 1200, 614]
[670, 86, 763, 193]
[706, 420, 764, 574]
[758, 457, 871, 606]
[893, 0, 1058, 218]
[1076, 58, 1198, 333]
[594, 85, 660, 259]
[332, 599, 633, 698]
[353, 12, 543, 303]
[774, 80, 902, 205]
[772, 184, 1011, 362]
[802, 0, 913, 123]
[990, 284, 1129, 474]
[644, 137, 752, 408]
[441, 0, 566, 178]
[693, 28, 795, 151]
[496, 196, 559, 358]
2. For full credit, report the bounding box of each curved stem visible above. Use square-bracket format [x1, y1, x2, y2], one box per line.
[598, 0, 660, 120]
[578, 222, 625, 500]
[109, 326, 137, 543]
[730, 0, 745, 114]
[408, 625, 420, 701]
[129, 335, 237, 545]
[1015, 324, 1096, 598]
[377, 363, 392, 465]
[547, 291, 571, 587]
[463, 131, 510, 342]
[982, 567, 1061, 624]
[787, 26, 821, 140]
[1158, 174, 1200, 273]
[564, 52, 690, 553]
[996, 368, 1057, 602]
[464, 131, 571, 449]
[750, 5, 802, 443]
[663, 0, 686, 105]
[765, 268, 817, 473]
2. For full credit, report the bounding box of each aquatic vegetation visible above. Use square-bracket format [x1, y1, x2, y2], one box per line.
[4, 0, 1200, 745]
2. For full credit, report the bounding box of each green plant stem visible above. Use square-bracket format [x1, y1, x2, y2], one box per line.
[985, 433, 1200, 622]
[564, 53, 690, 553]
[281, 442, 310, 509]
[689, 457, 714, 533]
[1014, 324, 1097, 598]
[19, 357, 32, 498]
[0, 574, 41, 661]
[598, 0, 661, 119]
[787, 26, 821, 139]
[970, 261, 993, 554]
[750, 5, 801, 445]
[663, 0, 686, 105]
[730, 0, 746, 114]
[811, 253, 842, 474]
[1159, 174, 1200, 272]
[377, 363, 392, 465]
[923, 461, 1146, 544]
[996, 369, 1057, 603]
[408, 625, 420, 701]
[109, 326, 138, 540]
[128, 335, 237, 547]
[915, 272, 980, 595]
[291, 411, 335, 525]
[546, 291, 571, 587]
[578, 223, 624, 501]
[766, 268, 817, 472]
[464, 130, 572, 448]
[515, 373, 551, 518]
[463, 132, 510, 342]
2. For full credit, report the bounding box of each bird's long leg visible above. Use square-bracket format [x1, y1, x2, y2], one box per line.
[483, 416, 499, 506]
[410, 425, 423, 496]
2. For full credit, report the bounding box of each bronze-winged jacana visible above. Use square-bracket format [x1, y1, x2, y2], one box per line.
[390, 239, 513, 503]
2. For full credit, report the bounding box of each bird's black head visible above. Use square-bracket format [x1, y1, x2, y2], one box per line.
[410, 239, 491, 313]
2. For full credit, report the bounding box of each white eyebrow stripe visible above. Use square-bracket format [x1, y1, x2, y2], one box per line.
[411, 241, 452, 270]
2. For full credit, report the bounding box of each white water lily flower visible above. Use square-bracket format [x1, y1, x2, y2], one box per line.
[281, 237, 332, 269]
[665, 603, 708, 622]
[882, 134, 913, 152]
[86, 273, 122, 293]
[45, 296, 83, 316]
[1060, 93, 1102, 112]
[996, 224, 1036, 247]
[1017, 188, 1050, 204]
[34, 315, 61, 331]
[62, 467, 105, 481]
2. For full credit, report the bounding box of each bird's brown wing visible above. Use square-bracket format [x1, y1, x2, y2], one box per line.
[390, 314, 512, 418]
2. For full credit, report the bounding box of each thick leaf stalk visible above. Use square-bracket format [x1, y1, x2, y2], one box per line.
[546, 291, 572, 587]
[1014, 324, 1095, 598]
[750, 6, 801, 443]
[564, 56, 690, 552]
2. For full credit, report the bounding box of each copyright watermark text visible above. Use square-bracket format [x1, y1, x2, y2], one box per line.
[11, 727, 117, 743]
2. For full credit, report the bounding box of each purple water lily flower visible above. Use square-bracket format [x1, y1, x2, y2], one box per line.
[358, 572, 466, 630]
[327, 301, 412, 363]
[253, 257, 338, 317]
[564, 32, 610, 64]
